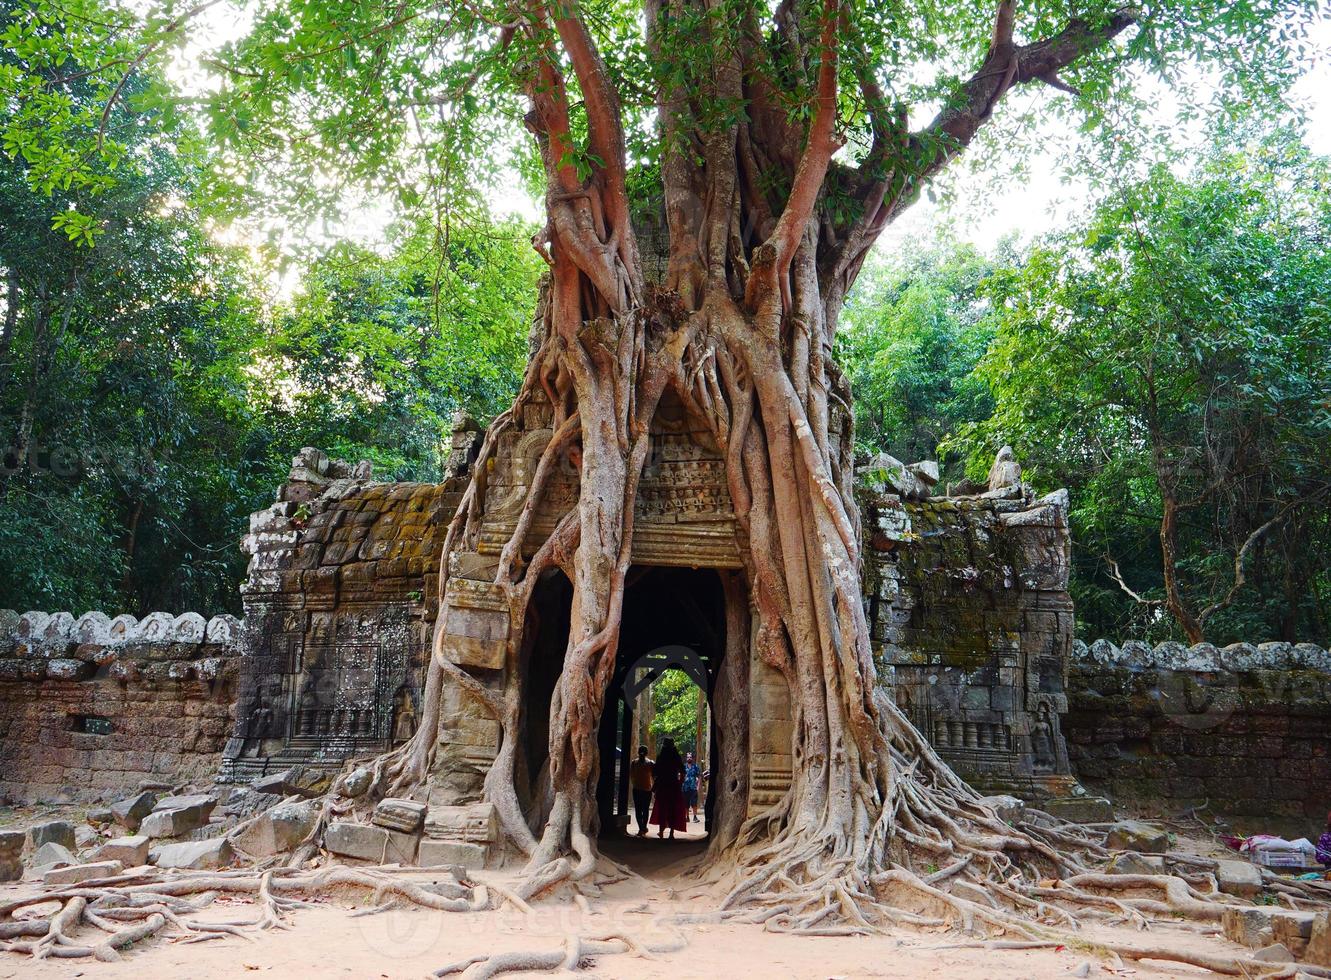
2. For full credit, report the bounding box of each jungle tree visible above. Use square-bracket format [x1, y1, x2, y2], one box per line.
[4, 0, 1327, 967]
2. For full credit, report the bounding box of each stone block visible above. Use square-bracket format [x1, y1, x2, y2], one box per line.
[1306, 912, 1331, 967]
[325, 822, 418, 864]
[1214, 859, 1263, 899]
[43, 859, 124, 885]
[372, 798, 427, 834]
[231, 801, 319, 858]
[93, 835, 150, 866]
[337, 767, 372, 798]
[1223, 907, 1284, 948]
[1106, 852, 1163, 875]
[424, 803, 500, 843]
[141, 795, 216, 838]
[151, 837, 234, 870]
[978, 795, 1025, 825]
[28, 841, 77, 871]
[1105, 820, 1168, 854]
[111, 791, 158, 831]
[1041, 797, 1113, 824]
[418, 840, 486, 869]
[1252, 942, 1294, 963]
[252, 765, 332, 799]
[27, 820, 77, 852]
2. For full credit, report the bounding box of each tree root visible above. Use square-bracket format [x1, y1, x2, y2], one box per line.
[0, 862, 482, 963]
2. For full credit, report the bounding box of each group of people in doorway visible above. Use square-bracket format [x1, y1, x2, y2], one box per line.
[627, 738, 705, 839]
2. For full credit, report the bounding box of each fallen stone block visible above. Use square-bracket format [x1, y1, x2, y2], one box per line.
[140, 794, 216, 838]
[86, 808, 115, 826]
[424, 802, 499, 843]
[43, 860, 124, 886]
[418, 840, 486, 870]
[337, 767, 372, 799]
[1214, 859, 1263, 899]
[1270, 909, 1317, 957]
[1040, 797, 1113, 824]
[372, 798, 427, 834]
[28, 841, 77, 872]
[1105, 852, 1163, 875]
[110, 791, 158, 831]
[1306, 911, 1331, 967]
[325, 822, 418, 864]
[0, 830, 23, 882]
[1105, 820, 1168, 854]
[93, 835, 150, 866]
[151, 837, 234, 870]
[231, 801, 319, 858]
[1252, 942, 1294, 963]
[252, 766, 331, 799]
[26, 820, 76, 852]
[1223, 907, 1274, 949]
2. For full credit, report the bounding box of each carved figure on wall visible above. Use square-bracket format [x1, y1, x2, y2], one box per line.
[1032, 702, 1055, 771]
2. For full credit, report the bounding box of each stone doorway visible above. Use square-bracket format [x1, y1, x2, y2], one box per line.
[594, 566, 727, 842]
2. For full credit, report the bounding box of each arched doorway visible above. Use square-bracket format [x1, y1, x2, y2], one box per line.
[596, 565, 726, 841]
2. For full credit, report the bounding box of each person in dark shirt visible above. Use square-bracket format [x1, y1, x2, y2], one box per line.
[683, 752, 701, 822]
[628, 746, 654, 837]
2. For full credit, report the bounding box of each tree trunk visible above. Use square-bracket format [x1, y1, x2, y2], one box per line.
[365, 0, 1142, 925]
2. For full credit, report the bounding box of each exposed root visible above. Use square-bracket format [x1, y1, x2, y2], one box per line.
[0, 861, 482, 963]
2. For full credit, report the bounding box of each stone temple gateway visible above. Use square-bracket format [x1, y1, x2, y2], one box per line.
[7, 426, 1331, 851]
[214, 406, 1095, 861]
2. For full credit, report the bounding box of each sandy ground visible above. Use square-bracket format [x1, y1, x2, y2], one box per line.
[1, 814, 1257, 980]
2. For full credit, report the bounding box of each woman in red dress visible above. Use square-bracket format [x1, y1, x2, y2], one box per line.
[650, 738, 688, 839]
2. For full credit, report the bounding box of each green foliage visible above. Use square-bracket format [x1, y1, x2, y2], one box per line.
[838, 240, 999, 474]
[954, 127, 1331, 643]
[254, 218, 538, 482]
[650, 669, 701, 756]
[0, 0, 538, 613]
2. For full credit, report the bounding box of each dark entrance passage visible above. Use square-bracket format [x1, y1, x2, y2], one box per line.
[596, 566, 727, 845]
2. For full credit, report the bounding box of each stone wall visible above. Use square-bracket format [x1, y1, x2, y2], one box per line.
[1066, 639, 1331, 833]
[220, 447, 466, 784]
[863, 482, 1088, 810]
[0, 610, 241, 804]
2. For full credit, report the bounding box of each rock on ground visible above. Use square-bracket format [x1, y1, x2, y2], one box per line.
[150, 837, 234, 870]
[92, 835, 150, 866]
[43, 859, 124, 886]
[1104, 820, 1168, 854]
[26, 820, 76, 852]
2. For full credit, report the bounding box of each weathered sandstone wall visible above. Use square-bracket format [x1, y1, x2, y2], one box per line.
[0, 611, 241, 804]
[1066, 639, 1331, 833]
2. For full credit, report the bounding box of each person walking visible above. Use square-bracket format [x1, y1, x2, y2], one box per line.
[628, 745, 654, 836]
[649, 738, 687, 839]
[683, 752, 701, 823]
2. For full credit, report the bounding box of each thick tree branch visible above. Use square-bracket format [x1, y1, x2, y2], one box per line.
[893, 3, 1138, 213]
[747, 0, 841, 309]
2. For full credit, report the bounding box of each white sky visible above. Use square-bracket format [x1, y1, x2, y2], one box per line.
[174, 9, 1331, 285]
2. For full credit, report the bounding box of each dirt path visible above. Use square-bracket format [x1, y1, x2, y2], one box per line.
[1, 829, 1249, 980]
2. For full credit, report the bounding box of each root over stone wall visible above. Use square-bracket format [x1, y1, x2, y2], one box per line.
[0, 610, 241, 804]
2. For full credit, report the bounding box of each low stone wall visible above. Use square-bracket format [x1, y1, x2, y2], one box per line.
[0, 610, 241, 804]
[1066, 639, 1331, 833]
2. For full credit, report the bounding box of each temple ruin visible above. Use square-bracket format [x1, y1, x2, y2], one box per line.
[4, 422, 1330, 859]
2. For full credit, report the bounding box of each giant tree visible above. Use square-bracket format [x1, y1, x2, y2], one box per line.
[5, 0, 1325, 959]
